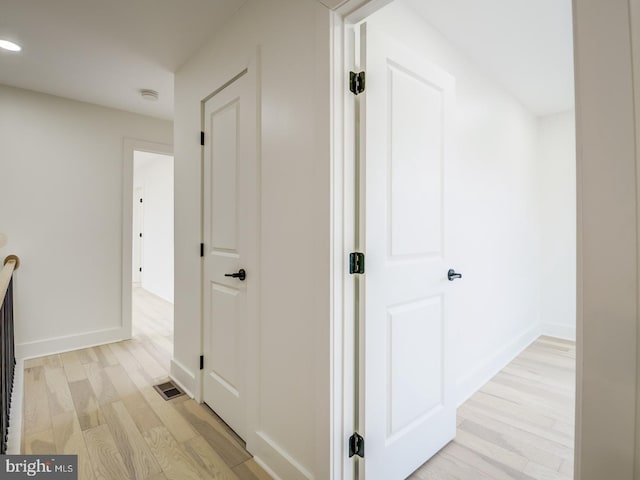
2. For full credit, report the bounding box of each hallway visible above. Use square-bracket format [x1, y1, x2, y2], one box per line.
[20, 290, 574, 479]
[21, 288, 271, 480]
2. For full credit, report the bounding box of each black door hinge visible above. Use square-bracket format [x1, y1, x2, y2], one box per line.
[139, 198, 143, 203]
[200, 243, 204, 257]
[349, 252, 365, 274]
[199, 355, 204, 370]
[139, 267, 142, 272]
[349, 432, 364, 458]
[139, 233, 143, 238]
[200, 131, 205, 146]
[349, 71, 365, 95]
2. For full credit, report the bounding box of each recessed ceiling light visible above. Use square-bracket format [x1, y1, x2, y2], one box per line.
[140, 89, 159, 101]
[0, 40, 22, 52]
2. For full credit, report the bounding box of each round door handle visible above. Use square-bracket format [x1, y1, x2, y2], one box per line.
[224, 269, 246, 281]
[448, 269, 462, 281]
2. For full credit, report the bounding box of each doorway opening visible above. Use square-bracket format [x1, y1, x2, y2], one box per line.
[337, 1, 576, 479]
[129, 149, 174, 371]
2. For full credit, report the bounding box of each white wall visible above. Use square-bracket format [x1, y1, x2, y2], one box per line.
[369, 2, 543, 404]
[538, 111, 576, 340]
[133, 151, 174, 303]
[173, 0, 330, 478]
[0, 84, 172, 358]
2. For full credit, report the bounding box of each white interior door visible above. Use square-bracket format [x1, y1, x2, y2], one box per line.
[360, 23, 456, 480]
[132, 187, 144, 284]
[202, 69, 256, 441]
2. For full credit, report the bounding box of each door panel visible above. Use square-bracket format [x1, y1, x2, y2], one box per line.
[210, 100, 239, 251]
[387, 296, 444, 438]
[202, 69, 256, 442]
[209, 282, 239, 393]
[388, 64, 444, 258]
[361, 23, 456, 480]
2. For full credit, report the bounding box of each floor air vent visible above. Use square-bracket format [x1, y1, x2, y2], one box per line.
[153, 380, 185, 400]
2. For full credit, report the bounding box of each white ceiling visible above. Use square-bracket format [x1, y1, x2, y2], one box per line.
[0, 0, 573, 120]
[0, 0, 247, 120]
[402, 0, 575, 116]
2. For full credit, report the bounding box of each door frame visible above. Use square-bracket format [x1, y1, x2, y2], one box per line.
[122, 138, 173, 340]
[329, 3, 393, 479]
[329, 1, 583, 479]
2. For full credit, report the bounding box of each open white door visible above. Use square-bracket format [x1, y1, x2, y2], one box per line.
[202, 68, 257, 441]
[132, 186, 144, 284]
[360, 23, 456, 479]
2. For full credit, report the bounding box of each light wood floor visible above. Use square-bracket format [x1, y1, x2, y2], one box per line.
[21, 286, 271, 480]
[21, 287, 574, 480]
[410, 336, 575, 480]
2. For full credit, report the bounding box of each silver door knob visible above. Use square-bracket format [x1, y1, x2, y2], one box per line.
[447, 269, 462, 281]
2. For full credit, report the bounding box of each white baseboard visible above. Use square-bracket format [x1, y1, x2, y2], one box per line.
[253, 455, 284, 480]
[16, 326, 128, 360]
[6, 357, 24, 454]
[541, 322, 576, 341]
[170, 358, 197, 399]
[253, 431, 314, 480]
[455, 324, 540, 407]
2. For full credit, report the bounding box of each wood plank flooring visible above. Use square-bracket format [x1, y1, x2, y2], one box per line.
[410, 336, 576, 480]
[21, 286, 574, 480]
[22, 287, 271, 480]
